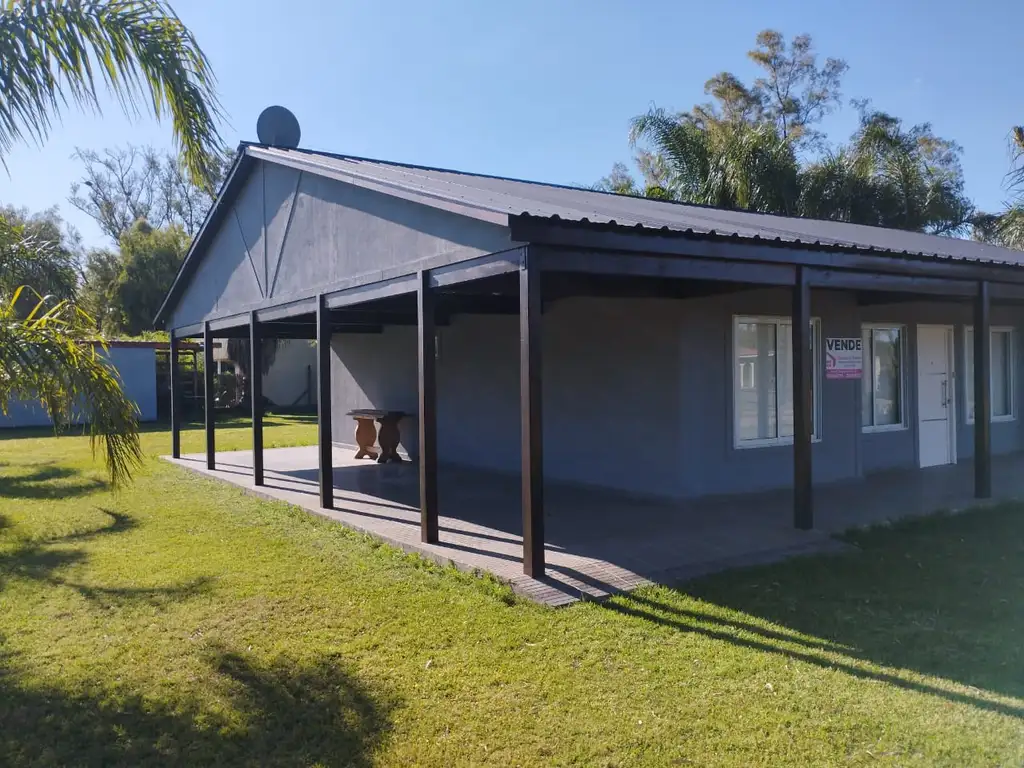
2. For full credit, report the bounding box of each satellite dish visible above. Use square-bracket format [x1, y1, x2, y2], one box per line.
[256, 105, 301, 149]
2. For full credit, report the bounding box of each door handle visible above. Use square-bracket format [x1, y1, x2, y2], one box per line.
[941, 380, 948, 408]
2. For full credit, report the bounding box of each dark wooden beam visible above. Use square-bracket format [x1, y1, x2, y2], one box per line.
[537, 246, 795, 286]
[542, 272, 754, 303]
[229, 322, 385, 340]
[520, 256, 545, 577]
[429, 247, 525, 288]
[207, 313, 250, 334]
[256, 297, 319, 323]
[203, 321, 216, 470]
[855, 291, 970, 307]
[512, 217, 1024, 286]
[792, 266, 813, 530]
[974, 280, 992, 498]
[325, 274, 417, 310]
[169, 330, 181, 459]
[438, 294, 521, 316]
[316, 295, 334, 509]
[809, 269, 976, 296]
[250, 311, 264, 486]
[417, 270, 439, 544]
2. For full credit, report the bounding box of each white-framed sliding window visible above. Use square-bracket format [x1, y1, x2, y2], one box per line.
[733, 315, 821, 448]
[964, 326, 1016, 423]
[861, 325, 907, 432]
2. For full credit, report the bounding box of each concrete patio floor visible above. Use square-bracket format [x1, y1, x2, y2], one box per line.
[165, 447, 1024, 606]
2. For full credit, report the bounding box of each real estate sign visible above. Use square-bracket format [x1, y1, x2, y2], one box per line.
[825, 337, 863, 379]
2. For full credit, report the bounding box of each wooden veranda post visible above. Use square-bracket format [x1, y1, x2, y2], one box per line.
[250, 311, 264, 486]
[317, 295, 334, 509]
[520, 257, 545, 577]
[203, 322, 216, 470]
[417, 270, 439, 543]
[974, 280, 992, 498]
[169, 329, 181, 459]
[792, 266, 813, 529]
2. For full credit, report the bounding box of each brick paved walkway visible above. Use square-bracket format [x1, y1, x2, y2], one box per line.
[165, 447, 1023, 605]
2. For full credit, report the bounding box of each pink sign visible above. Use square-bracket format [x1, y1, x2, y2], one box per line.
[825, 337, 863, 380]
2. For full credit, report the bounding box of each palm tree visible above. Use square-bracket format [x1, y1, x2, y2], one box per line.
[995, 127, 1024, 249]
[1, 1, 224, 484]
[798, 112, 974, 235]
[627, 106, 973, 235]
[1, 0, 224, 186]
[1, 221, 141, 486]
[972, 126, 1024, 251]
[796, 149, 879, 224]
[629, 106, 800, 214]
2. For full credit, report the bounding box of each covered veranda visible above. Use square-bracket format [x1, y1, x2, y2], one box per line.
[167, 443, 1024, 605]
[164, 216, 1024, 590]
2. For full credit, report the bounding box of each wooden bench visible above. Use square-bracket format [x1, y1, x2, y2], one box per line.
[345, 409, 408, 464]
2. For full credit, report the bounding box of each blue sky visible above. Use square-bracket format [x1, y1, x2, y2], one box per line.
[1, 0, 1021, 249]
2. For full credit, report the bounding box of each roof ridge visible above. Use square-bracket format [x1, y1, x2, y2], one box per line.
[246, 143, 1024, 265]
[256, 144, 1016, 243]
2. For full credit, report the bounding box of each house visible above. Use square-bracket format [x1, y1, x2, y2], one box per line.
[154, 138, 1024, 580]
[1, 340, 161, 428]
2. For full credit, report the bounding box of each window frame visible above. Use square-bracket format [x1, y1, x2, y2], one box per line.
[964, 325, 1016, 424]
[861, 323, 909, 434]
[732, 314, 822, 449]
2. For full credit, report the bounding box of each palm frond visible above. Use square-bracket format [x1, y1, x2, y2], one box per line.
[0, 290, 142, 487]
[630, 106, 799, 212]
[0, 0, 223, 187]
[1008, 126, 1024, 194]
[994, 206, 1024, 251]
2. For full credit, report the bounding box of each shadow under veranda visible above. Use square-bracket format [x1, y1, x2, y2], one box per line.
[605, 503, 1024, 715]
[0, 639, 395, 768]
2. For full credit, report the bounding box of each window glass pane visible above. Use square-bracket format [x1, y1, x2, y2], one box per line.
[810, 321, 818, 438]
[777, 323, 794, 437]
[861, 329, 873, 425]
[992, 331, 1012, 417]
[872, 328, 902, 426]
[965, 328, 975, 421]
[736, 322, 777, 441]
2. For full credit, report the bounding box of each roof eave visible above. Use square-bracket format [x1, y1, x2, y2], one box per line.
[509, 213, 1024, 285]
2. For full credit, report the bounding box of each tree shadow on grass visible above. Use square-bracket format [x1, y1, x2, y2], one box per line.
[52, 575, 216, 609]
[604, 504, 1024, 717]
[47, 509, 136, 542]
[0, 641, 395, 767]
[0, 509, 215, 608]
[0, 462, 107, 499]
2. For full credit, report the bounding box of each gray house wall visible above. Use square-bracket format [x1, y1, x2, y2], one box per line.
[170, 160, 514, 329]
[331, 297, 688, 497]
[859, 301, 1024, 471]
[330, 288, 1024, 500]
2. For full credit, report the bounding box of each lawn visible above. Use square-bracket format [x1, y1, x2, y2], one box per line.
[1, 416, 1022, 766]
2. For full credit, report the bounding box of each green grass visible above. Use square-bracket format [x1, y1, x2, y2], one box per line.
[1, 417, 1022, 766]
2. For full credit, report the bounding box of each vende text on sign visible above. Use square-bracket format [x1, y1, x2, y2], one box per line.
[825, 337, 863, 379]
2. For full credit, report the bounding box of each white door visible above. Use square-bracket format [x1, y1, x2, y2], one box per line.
[917, 325, 956, 467]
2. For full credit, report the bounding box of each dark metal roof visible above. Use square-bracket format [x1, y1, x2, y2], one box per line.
[249, 144, 1024, 268]
[155, 142, 1024, 328]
